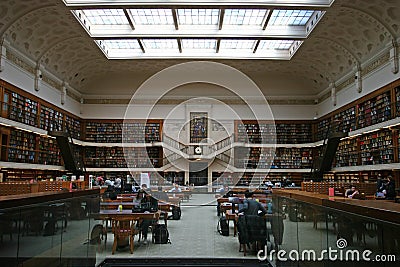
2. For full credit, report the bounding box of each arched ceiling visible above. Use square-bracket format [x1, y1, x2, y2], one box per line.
[0, 0, 399, 98]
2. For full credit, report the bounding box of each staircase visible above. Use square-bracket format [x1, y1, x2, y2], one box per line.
[311, 122, 347, 181]
[50, 130, 84, 174]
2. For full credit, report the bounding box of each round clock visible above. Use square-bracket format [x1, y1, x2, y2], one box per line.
[195, 146, 202, 154]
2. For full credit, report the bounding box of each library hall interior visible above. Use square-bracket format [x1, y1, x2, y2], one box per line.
[1, 0, 400, 266]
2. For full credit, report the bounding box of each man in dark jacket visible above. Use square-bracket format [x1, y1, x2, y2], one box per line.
[237, 191, 268, 254]
[238, 191, 267, 216]
[385, 176, 396, 200]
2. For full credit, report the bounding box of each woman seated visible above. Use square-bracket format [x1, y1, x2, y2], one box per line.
[135, 190, 158, 245]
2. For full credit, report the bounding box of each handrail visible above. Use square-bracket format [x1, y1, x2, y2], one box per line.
[162, 133, 187, 152]
[212, 134, 235, 152]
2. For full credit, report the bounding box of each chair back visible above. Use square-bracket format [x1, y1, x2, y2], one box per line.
[112, 218, 138, 238]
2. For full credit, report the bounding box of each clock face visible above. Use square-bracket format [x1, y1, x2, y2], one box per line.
[195, 146, 202, 154]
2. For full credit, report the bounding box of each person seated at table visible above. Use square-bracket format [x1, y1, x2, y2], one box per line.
[265, 185, 273, 194]
[238, 191, 267, 216]
[103, 185, 118, 200]
[135, 189, 158, 245]
[345, 185, 359, 199]
[114, 177, 122, 193]
[152, 186, 169, 202]
[384, 175, 396, 200]
[104, 179, 113, 187]
[169, 183, 182, 193]
[141, 183, 149, 191]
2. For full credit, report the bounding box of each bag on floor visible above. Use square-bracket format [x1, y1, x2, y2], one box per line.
[90, 224, 104, 245]
[217, 216, 229, 236]
[171, 206, 181, 220]
[152, 224, 171, 244]
[43, 220, 56, 236]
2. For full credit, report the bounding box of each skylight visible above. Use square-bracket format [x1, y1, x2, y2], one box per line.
[83, 9, 128, 25]
[268, 10, 315, 26]
[142, 39, 178, 50]
[181, 39, 217, 50]
[66, 0, 334, 59]
[129, 9, 174, 25]
[99, 40, 141, 50]
[224, 9, 267, 26]
[258, 40, 295, 50]
[220, 40, 256, 50]
[177, 9, 219, 25]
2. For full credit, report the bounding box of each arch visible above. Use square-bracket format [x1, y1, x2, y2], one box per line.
[341, 4, 397, 42]
[0, 4, 56, 39]
[37, 36, 83, 63]
[314, 36, 360, 67]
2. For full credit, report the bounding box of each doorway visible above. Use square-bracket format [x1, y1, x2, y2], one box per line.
[189, 161, 208, 186]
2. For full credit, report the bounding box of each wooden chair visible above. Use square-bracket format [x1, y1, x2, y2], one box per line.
[237, 215, 267, 256]
[111, 218, 139, 254]
[138, 211, 161, 241]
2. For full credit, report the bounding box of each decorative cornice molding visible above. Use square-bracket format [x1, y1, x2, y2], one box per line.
[6, 50, 35, 75]
[3, 37, 395, 107]
[82, 97, 316, 105]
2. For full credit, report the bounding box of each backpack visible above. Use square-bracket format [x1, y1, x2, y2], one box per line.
[90, 224, 104, 245]
[152, 224, 171, 244]
[171, 206, 181, 220]
[217, 216, 229, 236]
[43, 220, 56, 236]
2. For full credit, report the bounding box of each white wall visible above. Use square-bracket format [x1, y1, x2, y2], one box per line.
[2, 54, 400, 122]
[317, 62, 400, 118]
[0, 60, 81, 117]
[82, 103, 317, 120]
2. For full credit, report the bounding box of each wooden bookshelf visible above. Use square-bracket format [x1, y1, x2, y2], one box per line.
[395, 86, 400, 117]
[335, 137, 359, 167]
[85, 121, 122, 143]
[333, 106, 356, 133]
[7, 91, 39, 127]
[357, 90, 391, 129]
[236, 120, 313, 144]
[37, 136, 61, 165]
[359, 129, 394, 165]
[3, 169, 65, 181]
[212, 172, 237, 187]
[1, 80, 85, 137]
[235, 172, 308, 186]
[276, 122, 312, 143]
[235, 121, 275, 144]
[113, 147, 162, 168]
[85, 120, 162, 143]
[272, 148, 313, 169]
[39, 104, 64, 132]
[8, 129, 36, 164]
[315, 117, 331, 141]
[65, 114, 81, 139]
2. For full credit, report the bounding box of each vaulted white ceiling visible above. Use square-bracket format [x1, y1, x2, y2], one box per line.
[0, 0, 398, 99]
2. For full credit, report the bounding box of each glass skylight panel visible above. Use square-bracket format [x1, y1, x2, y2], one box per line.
[268, 10, 314, 26]
[177, 9, 219, 25]
[220, 40, 256, 50]
[258, 40, 294, 50]
[82, 9, 128, 25]
[224, 9, 267, 26]
[70, 2, 326, 59]
[129, 9, 174, 25]
[181, 39, 216, 50]
[98, 40, 141, 50]
[142, 39, 178, 50]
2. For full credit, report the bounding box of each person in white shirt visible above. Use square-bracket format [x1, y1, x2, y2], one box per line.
[169, 183, 181, 192]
